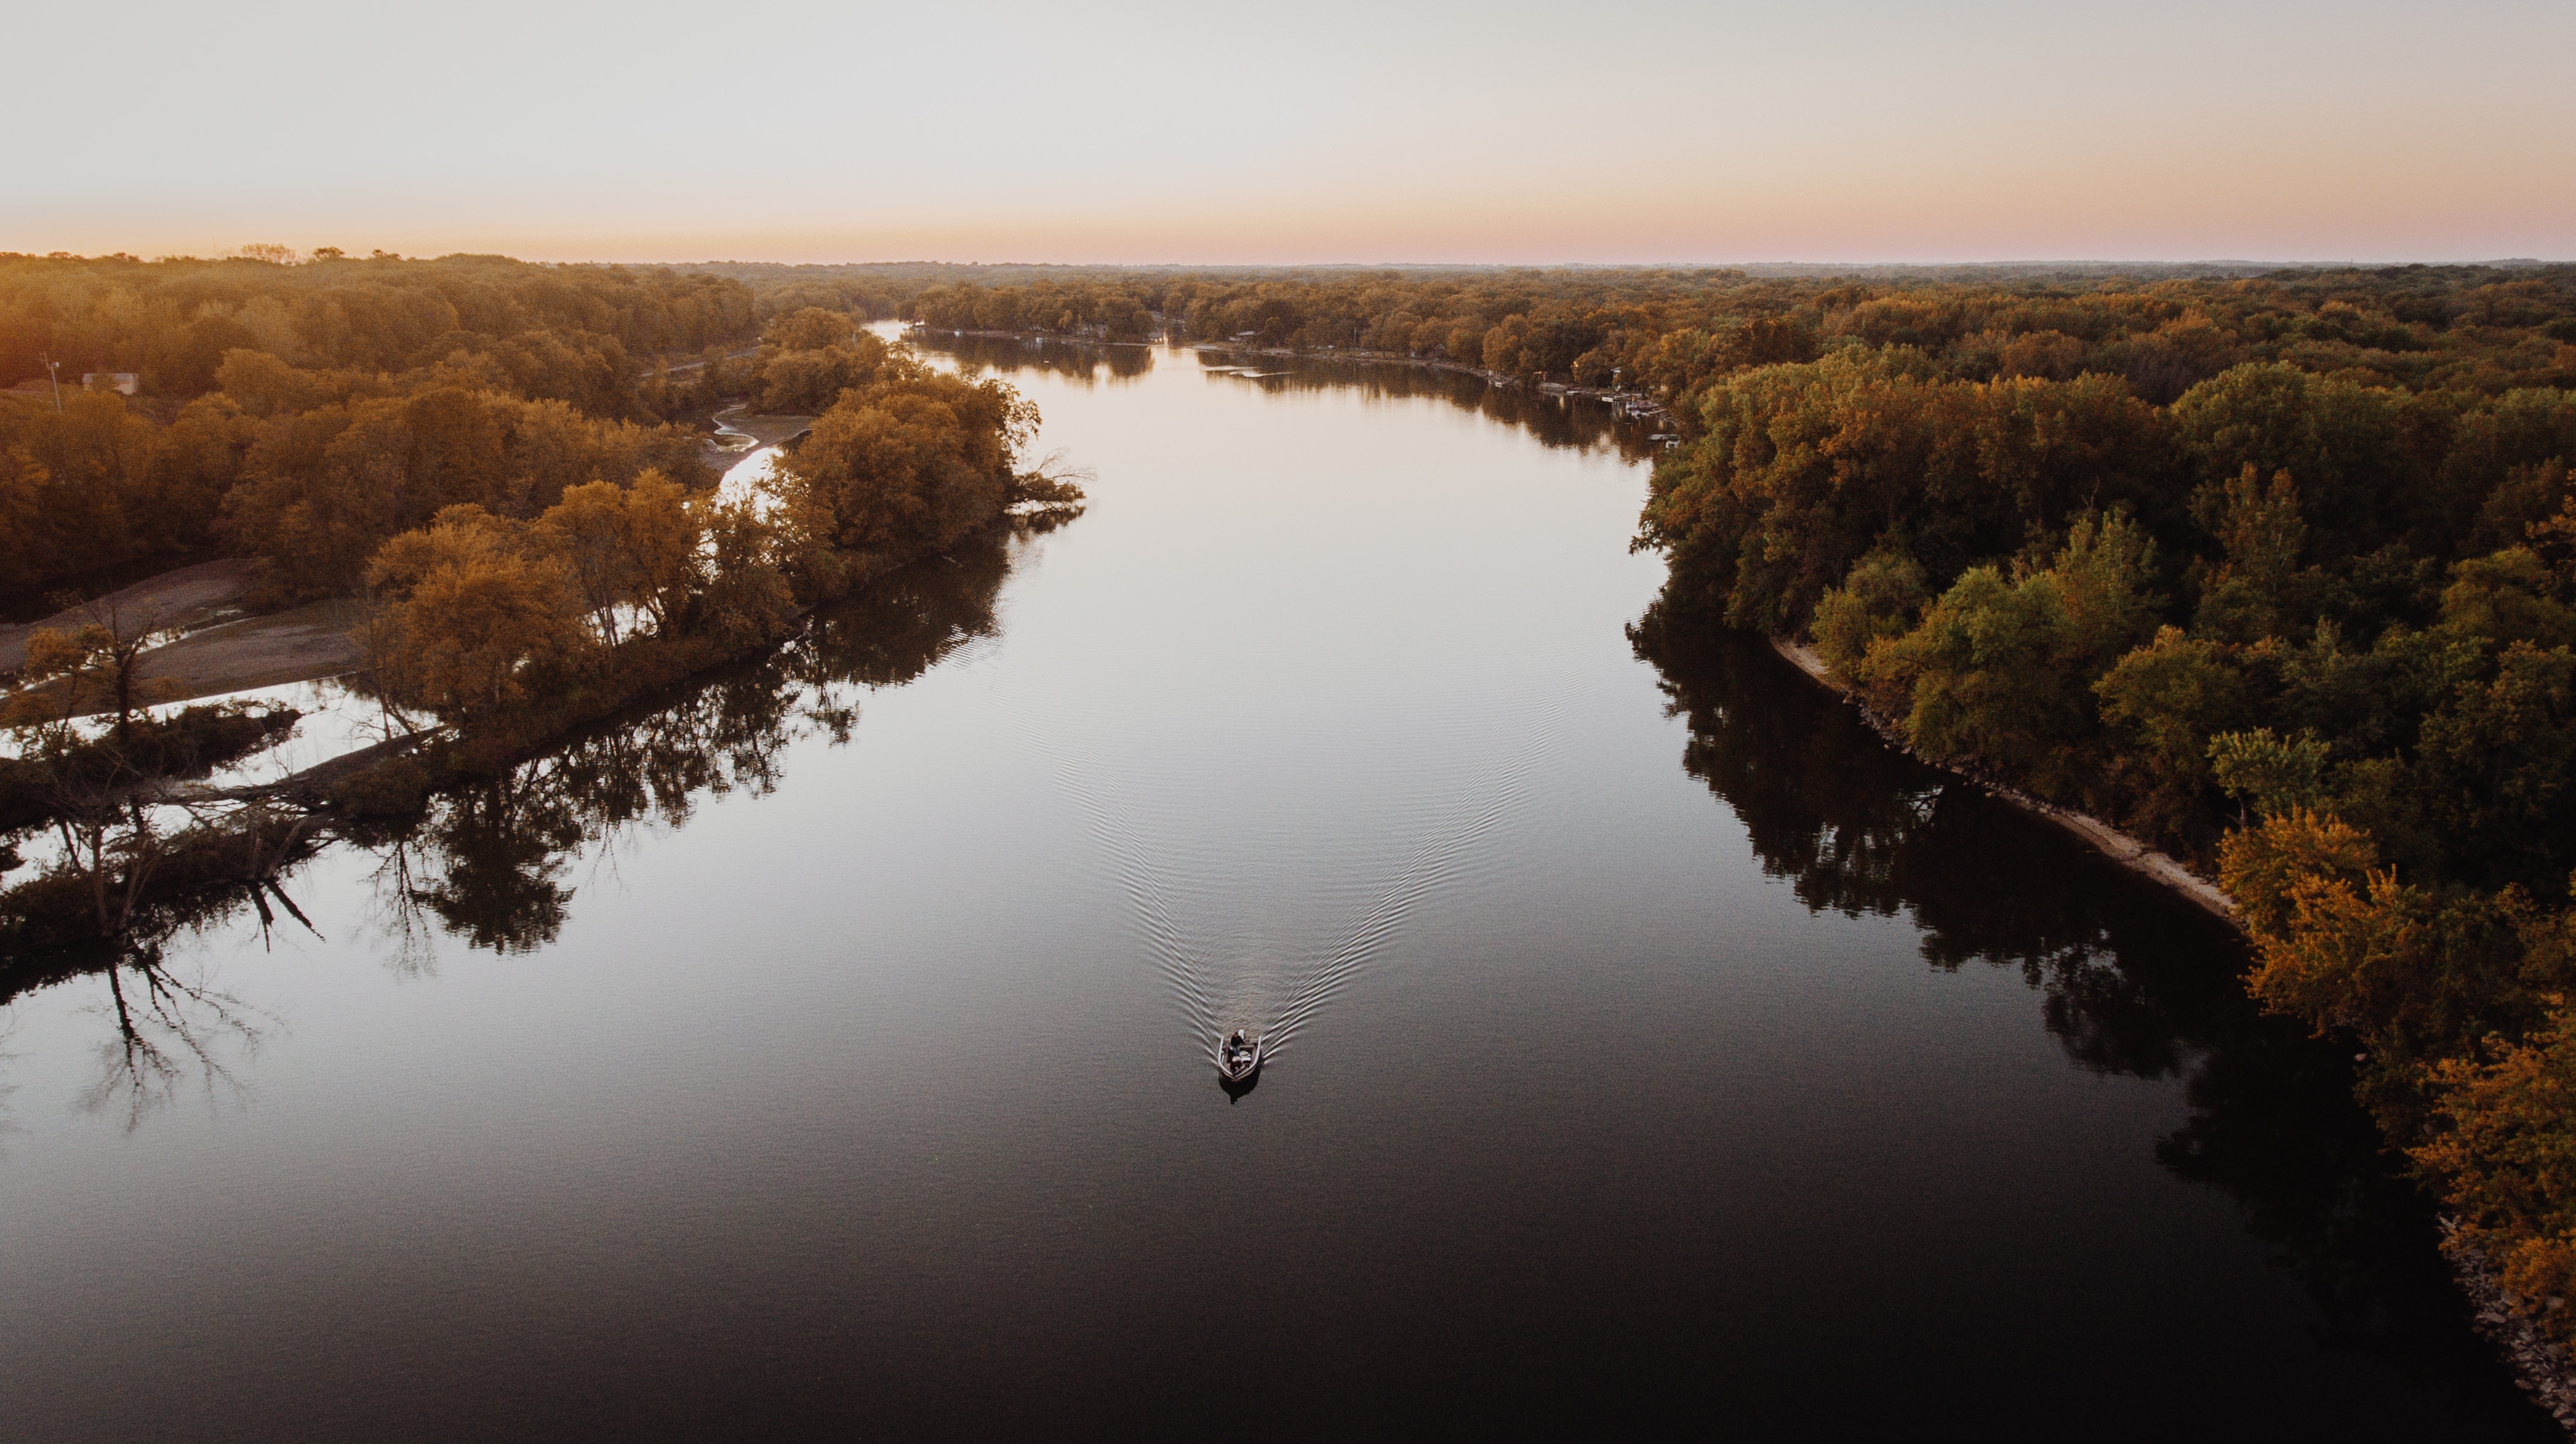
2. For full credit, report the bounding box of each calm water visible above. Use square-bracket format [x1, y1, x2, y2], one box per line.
[0, 339, 2549, 1439]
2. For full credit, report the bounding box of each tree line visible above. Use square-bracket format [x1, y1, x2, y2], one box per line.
[1624, 263, 2576, 1344]
[879, 263, 2571, 402]
[2, 256, 1075, 960]
[0, 253, 773, 601]
[887, 260, 2576, 1341]
[0, 255, 1080, 604]
[0, 252, 755, 401]
[353, 321, 1074, 751]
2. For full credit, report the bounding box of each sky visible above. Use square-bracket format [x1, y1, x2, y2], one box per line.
[8, 0, 2571, 265]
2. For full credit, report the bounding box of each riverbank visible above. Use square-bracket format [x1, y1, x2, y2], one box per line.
[7, 422, 779, 717]
[0, 561, 367, 720]
[704, 404, 815, 469]
[0, 488, 1076, 969]
[904, 324, 1684, 429]
[0, 559, 261, 673]
[1763, 634, 2238, 923]
[2449, 1223, 2576, 1433]
[1188, 339, 1680, 426]
[1188, 338, 1513, 386]
[0, 606, 786, 957]
[1769, 626, 2576, 1434]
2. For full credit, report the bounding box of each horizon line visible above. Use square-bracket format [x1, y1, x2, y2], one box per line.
[19, 252, 2568, 271]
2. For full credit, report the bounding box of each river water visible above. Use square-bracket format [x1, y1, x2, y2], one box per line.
[0, 339, 2551, 1438]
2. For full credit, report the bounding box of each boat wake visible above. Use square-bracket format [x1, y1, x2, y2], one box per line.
[1041, 692, 1560, 1082]
[1261, 735, 1542, 1058]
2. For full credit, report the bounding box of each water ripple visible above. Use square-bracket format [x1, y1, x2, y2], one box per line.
[1034, 690, 1563, 1074]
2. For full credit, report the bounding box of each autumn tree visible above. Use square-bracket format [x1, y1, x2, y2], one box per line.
[536, 472, 697, 642]
[755, 328, 890, 416]
[2412, 978, 2576, 1335]
[362, 505, 587, 719]
[5, 601, 183, 742]
[775, 370, 1037, 579]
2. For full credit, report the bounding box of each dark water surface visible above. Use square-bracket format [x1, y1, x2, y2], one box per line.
[0, 339, 2550, 1439]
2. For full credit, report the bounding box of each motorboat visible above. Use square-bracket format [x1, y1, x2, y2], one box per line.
[1219, 1028, 1262, 1084]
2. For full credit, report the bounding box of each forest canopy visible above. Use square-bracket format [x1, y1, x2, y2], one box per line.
[0, 253, 773, 601]
[0, 252, 1075, 765]
[1600, 262, 2576, 1344]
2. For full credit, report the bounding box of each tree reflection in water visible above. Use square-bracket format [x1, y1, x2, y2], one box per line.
[1224, 355, 1662, 462]
[365, 527, 1022, 960]
[920, 333, 1155, 387]
[921, 331, 1664, 465]
[0, 868, 301, 1131]
[0, 525, 1028, 1126]
[1630, 602, 2520, 1395]
[81, 941, 272, 1131]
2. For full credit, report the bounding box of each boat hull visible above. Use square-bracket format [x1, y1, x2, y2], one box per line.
[1218, 1036, 1262, 1097]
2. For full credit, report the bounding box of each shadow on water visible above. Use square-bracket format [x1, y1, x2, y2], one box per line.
[916, 331, 1156, 386]
[0, 528, 1032, 1097]
[1213, 353, 1667, 462]
[915, 330, 1665, 463]
[364, 530, 1025, 963]
[1630, 599, 2542, 1422]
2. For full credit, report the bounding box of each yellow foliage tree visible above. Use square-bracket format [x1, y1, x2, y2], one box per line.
[537, 471, 698, 643]
[2218, 809, 2412, 1034]
[364, 505, 587, 719]
[5, 604, 183, 740]
[2414, 980, 2576, 1341]
[777, 373, 1034, 573]
[688, 493, 795, 646]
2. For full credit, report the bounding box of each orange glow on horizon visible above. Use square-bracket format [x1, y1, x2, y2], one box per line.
[8, 0, 2570, 266]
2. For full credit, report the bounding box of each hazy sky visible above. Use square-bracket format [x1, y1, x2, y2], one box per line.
[10, 0, 2571, 264]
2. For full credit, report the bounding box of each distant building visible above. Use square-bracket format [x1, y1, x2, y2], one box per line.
[83, 372, 139, 395]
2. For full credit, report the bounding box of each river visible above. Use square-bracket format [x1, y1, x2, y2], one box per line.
[0, 336, 2551, 1438]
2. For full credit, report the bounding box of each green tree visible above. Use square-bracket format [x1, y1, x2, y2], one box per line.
[2193, 465, 2309, 641]
[2169, 363, 2405, 558]
[1809, 542, 1926, 675]
[2207, 727, 2331, 823]
[1857, 513, 2160, 798]
[2093, 626, 2252, 837]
